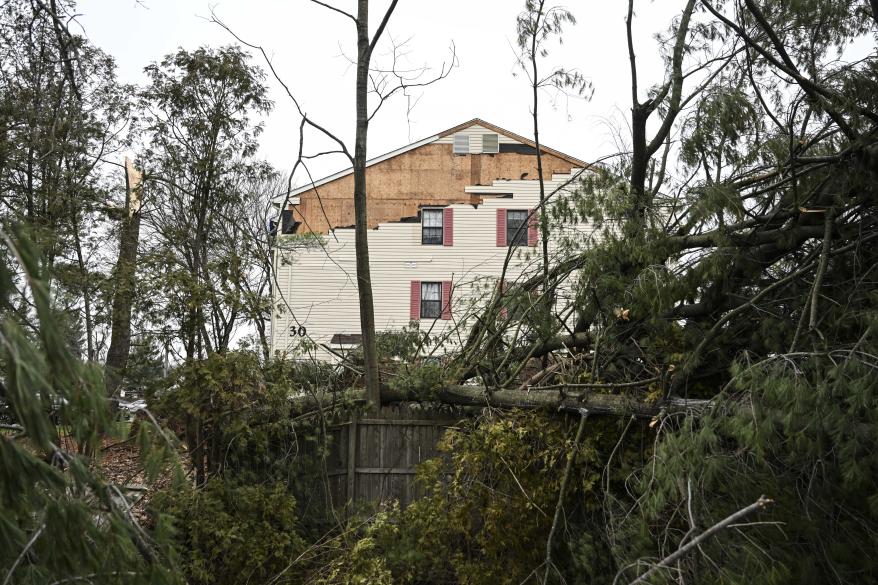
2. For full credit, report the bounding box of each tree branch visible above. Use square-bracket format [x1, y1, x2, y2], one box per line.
[308, 0, 357, 24]
[626, 0, 638, 106]
[367, 0, 400, 60]
[625, 496, 773, 585]
[543, 408, 589, 584]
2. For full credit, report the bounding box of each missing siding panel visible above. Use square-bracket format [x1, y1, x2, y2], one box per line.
[470, 153, 481, 185]
[499, 143, 538, 155]
[330, 333, 362, 345]
[280, 209, 299, 234]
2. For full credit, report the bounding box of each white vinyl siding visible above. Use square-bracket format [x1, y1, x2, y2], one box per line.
[270, 168, 593, 359]
[436, 124, 523, 154]
[453, 134, 470, 154]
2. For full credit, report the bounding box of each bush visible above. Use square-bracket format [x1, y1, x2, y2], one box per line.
[154, 351, 297, 484]
[305, 507, 397, 585]
[157, 479, 307, 585]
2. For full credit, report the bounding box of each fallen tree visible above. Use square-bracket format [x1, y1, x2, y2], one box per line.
[291, 383, 710, 418]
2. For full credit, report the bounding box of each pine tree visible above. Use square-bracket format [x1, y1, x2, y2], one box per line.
[1, 228, 181, 585]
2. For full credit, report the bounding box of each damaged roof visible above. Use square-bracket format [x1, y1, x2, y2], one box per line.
[274, 118, 588, 204]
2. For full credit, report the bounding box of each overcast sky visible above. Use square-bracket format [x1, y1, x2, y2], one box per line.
[76, 1, 684, 181]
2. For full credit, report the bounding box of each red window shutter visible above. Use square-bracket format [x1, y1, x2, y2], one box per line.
[441, 281, 452, 320]
[528, 208, 539, 246]
[410, 281, 421, 321]
[496, 209, 507, 247]
[443, 208, 454, 246]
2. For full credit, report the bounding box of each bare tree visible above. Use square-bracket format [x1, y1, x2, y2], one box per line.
[351, 0, 397, 409]
[211, 1, 455, 409]
[218, 171, 286, 363]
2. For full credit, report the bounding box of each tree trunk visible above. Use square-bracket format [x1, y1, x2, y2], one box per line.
[354, 0, 382, 410]
[530, 1, 551, 307]
[71, 210, 95, 362]
[292, 384, 710, 418]
[105, 159, 142, 398]
[629, 105, 650, 222]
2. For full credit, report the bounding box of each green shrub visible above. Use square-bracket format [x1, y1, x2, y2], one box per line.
[154, 351, 297, 484]
[305, 507, 396, 585]
[157, 479, 307, 585]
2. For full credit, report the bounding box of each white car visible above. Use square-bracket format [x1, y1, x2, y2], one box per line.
[118, 399, 147, 416]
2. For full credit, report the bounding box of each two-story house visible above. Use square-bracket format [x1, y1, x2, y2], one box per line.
[270, 119, 592, 359]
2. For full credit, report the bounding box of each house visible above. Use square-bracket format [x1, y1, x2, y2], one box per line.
[270, 119, 594, 359]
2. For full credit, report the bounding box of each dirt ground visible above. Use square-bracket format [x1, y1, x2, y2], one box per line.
[54, 422, 189, 525]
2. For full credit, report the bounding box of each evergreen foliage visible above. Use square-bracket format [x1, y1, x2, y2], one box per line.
[154, 351, 300, 485]
[0, 229, 181, 585]
[302, 412, 643, 585]
[0, 0, 131, 359]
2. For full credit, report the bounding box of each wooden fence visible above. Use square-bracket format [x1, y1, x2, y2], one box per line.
[322, 404, 467, 508]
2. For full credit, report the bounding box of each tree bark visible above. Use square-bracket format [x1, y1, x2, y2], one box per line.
[354, 0, 382, 410]
[626, 0, 696, 222]
[529, 0, 551, 309]
[292, 383, 710, 418]
[71, 210, 95, 362]
[629, 105, 650, 220]
[105, 159, 142, 398]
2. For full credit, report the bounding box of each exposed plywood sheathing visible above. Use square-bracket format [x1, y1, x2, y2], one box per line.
[286, 120, 587, 234]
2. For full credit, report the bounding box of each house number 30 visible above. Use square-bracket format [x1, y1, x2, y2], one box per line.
[289, 326, 307, 337]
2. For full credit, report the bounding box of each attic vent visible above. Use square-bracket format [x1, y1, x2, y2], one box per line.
[482, 133, 499, 153]
[453, 134, 470, 154]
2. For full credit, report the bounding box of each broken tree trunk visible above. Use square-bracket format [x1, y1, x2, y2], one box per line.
[105, 158, 143, 398]
[292, 384, 711, 418]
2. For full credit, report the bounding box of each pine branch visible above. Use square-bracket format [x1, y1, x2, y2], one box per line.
[2, 523, 45, 585]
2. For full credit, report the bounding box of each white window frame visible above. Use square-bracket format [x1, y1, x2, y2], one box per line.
[453, 134, 470, 154]
[421, 208, 444, 245]
[420, 282, 442, 319]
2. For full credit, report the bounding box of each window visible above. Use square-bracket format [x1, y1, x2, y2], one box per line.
[453, 134, 470, 154]
[482, 133, 499, 153]
[420, 282, 442, 319]
[506, 210, 529, 246]
[269, 209, 298, 236]
[330, 333, 362, 345]
[421, 208, 443, 245]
